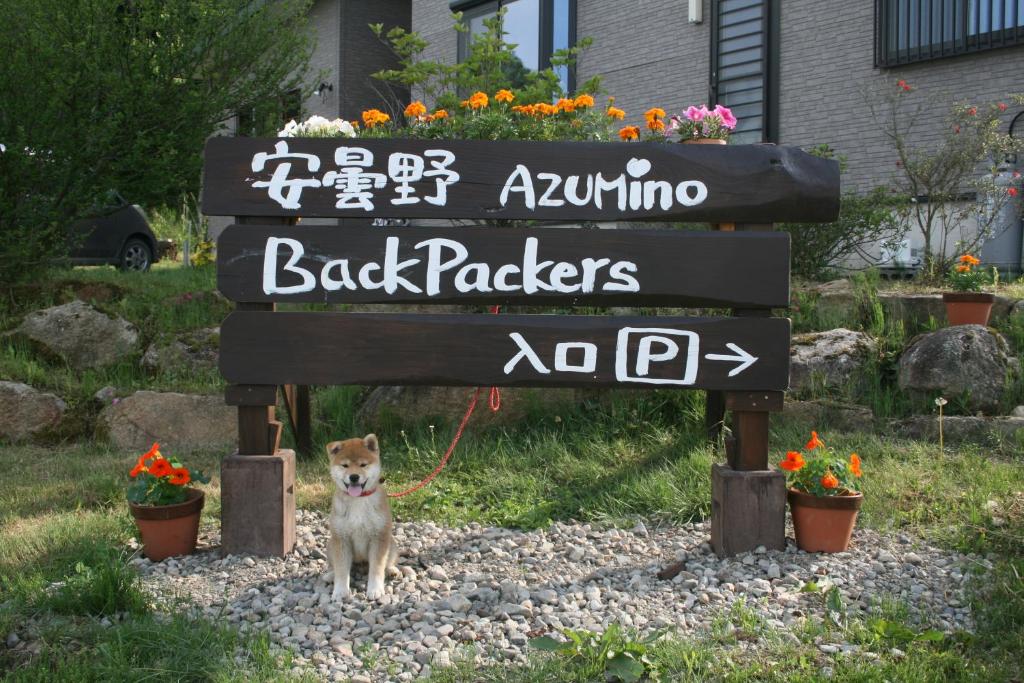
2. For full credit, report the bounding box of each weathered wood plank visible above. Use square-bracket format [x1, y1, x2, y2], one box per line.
[216, 225, 791, 308]
[202, 138, 840, 223]
[219, 312, 791, 391]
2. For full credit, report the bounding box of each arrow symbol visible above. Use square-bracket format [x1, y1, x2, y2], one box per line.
[704, 343, 758, 377]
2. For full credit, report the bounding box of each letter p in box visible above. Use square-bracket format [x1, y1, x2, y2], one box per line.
[616, 327, 701, 385]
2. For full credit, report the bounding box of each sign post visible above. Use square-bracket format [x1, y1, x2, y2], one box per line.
[203, 137, 839, 559]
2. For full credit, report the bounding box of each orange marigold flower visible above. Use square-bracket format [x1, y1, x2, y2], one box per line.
[149, 458, 173, 478]
[821, 471, 839, 489]
[556, 98, 576, 113]
[779, 451, 805, 472]
[432, 109, 449, 120]
[464, 91, 488, 109]
[361, 108, 390, 128]
[956, 264, 971, 273]
[606, 106, 626, 120]
[168, 467, 191, 486]
[850, 453, 863, 477]
[534, 102, 557, 116]
[495, 89, 515, 103]
[141, 442, 161, 464]
[130, 462, 145, 478]
[574, 94, 595, 109]
[618, 125, 640, 141]
[644, 107, 666, 121]
[805, 431, 825, 450]
[404, 101, 427, 118]
[647, 118, 665, 132]
[511, 104, 534, 115]
[959, 254, 980, 265]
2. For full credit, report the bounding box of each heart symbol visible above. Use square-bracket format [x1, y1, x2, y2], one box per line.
[626, 157, 652, 178]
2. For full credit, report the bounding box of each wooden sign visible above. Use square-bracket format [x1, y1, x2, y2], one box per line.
[216, 225, 791, 308]
[220, 312, 791, 391]
[202, 137, 840, 223]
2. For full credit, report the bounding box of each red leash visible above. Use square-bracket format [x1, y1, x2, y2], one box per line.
[387, 306, 502, 498]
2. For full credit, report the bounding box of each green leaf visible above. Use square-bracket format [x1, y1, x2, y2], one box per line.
[528, 636, 563, 652]
[606, 653, 645, 683]
[801, 580, 820, 593]
[916, 629, 945, 642]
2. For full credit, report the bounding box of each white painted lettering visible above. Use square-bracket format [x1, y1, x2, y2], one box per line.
[454, 263, 493, 293]
[537, 173, 565, 207]
[499, 164, 536, 210]
[263, 237, 316, 295]
[321, 259, 357, 291]
[594, 173, 627, 211]
[382, 236, 422, 294]
[549, 262, 581, 293]
[522, 237, 554, 293]
[415, 238, 469, 296]
[494, 264, 522, 291]
[675, 180, 708, 206]
[564, 175, 594, 206]
[503, 332, 551, 375]
[554, 342, 597, 373]
[604, 261, 640, 292]
[580, 257, 611, 293]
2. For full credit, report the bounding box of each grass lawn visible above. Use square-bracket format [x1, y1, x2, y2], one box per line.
[2, 406, 1023, 681]
[1, 263, 1023, 680]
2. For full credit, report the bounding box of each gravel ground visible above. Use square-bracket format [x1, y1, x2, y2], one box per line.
[132, 510, 988, 682]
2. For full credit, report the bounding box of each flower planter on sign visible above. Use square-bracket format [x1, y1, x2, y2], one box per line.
[942, 292, 995, 326]
[788, 488, 862, 553]
[129, 488, 204, 561]
[683, 138, 727, 145]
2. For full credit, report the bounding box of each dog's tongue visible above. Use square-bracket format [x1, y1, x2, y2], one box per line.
[346, 484, 364, 497]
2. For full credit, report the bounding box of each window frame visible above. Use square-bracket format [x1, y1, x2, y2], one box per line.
[708, 0, 780, 144]
[875, 0, 1024, 67]
[452, 0, 578, 93]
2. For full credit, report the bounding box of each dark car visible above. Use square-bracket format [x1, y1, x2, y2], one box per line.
[68, 192, 160, 271]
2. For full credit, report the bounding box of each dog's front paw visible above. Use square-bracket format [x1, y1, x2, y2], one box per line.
[365, 583, 385, 600]
[331, 585, 350, 601]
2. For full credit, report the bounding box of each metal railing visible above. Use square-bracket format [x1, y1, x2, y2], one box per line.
[875, 0, 1024, 66]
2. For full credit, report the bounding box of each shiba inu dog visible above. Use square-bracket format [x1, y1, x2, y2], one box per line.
[325, 434, 398, 601]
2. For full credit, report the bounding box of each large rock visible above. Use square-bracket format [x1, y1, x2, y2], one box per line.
[0, 381, 66, 442]
[898, 326, 1018, 414]
[99, 390, 236, 452]
[141, 327, 219, 374]
[890, 415, 1024, 447]
[14, 300, 139, 369]
[782, 399, 875, 432]
[789, 329, 878, 392]
[356, 386, 582, 428]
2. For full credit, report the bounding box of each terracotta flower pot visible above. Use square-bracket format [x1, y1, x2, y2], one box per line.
[129, 488, 204, 561]
[787, 488, 862, 553]
[683, 138, 727, 145]
[942, 292, 995, 326]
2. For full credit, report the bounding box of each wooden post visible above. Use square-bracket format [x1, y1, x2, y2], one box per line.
[221, 216, 296, 557]
[282, 384, 313, 457]
[710, 222, 787, 557]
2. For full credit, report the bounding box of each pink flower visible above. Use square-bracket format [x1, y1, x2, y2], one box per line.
[684, 105, 705, 122]
[713, 104, 737, 129]
[664, 115, 681, 136]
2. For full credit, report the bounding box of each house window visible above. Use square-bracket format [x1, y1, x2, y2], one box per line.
[453, 0, 576, 92]
[710, 0, 779, 144]
[875, 0, 1024, 67]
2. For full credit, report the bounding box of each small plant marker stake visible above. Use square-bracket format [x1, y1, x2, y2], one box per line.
[935, 396, 948, 453]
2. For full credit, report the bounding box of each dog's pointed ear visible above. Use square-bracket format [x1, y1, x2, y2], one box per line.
[364, 434, 379, 453]
[327, 441, 342, 456]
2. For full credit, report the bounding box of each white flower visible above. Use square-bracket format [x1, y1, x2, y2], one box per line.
[0, 143, 5, 153]
[934, 397, 948, 407]
[277, 119, 298, 137]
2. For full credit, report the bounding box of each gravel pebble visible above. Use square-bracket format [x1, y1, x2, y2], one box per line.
[134, 510, 981, 682]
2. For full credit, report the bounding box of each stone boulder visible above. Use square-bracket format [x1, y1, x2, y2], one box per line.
[782, 399, 875, 432]
[898, 325, 1018, 414]
[356, 386, 583, 428]
[14, 300, 139, 369]
[141, 327, 219, 374]
[789, 329, 878, 392]
[890, 415, 1024, 447]
[0, 381, 66, 442]
[99, 390, 236, 451]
